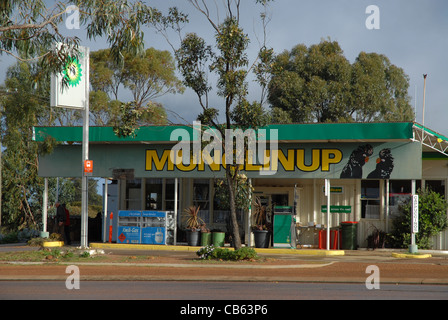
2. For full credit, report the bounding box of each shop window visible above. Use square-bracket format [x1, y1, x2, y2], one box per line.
[361, 180, 380, 219]
[193, 179, 210, 224]
[145, 179, 162, 210]
[388, 180, 415, 218]
[126, 179, 142, 210]
[425, 180, 445, 196]
[271, 194, 289, 207]
[165, 179, 179, 211]
[389, 180, 412, 194]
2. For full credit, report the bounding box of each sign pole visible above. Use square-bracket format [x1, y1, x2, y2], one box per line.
[80, 47, 90, 249]
[50, 45, 90, 248]
[174, 178, 178, 245]
[325, 179, 331, 250]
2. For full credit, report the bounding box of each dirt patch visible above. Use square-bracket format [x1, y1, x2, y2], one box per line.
[2, 256, 448, 283]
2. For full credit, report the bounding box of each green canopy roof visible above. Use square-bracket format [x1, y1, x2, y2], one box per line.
[33, 122, 414, 143]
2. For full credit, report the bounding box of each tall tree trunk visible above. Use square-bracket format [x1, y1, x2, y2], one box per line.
[226, 166, 242, 250]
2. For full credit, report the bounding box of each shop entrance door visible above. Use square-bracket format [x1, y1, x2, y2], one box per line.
[254, 193, 289, 225]
[271, 194, 289, 208]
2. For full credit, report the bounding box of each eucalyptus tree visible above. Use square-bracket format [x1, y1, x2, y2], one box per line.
[89, 47, 183, 131]
[0, 0, 166, 229]
[268, 39, 414, 123]
[0, 62, 55, 228]
[0, 1, 156, 71]
[173, 0, 274, 249]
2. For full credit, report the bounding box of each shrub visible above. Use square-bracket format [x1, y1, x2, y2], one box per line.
[390, 188, 448, 249]
[79, 251, 91, 258]
[0, 231, 18, 244]
[17, 228, 40, 242]
[196, 245, 259, 261]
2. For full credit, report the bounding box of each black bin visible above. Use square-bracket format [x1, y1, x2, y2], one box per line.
[340, 221, 358, 250]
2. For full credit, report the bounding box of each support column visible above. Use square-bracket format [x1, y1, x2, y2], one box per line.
[313, 179, 317, 224]
[325, 179, 331, 250]
[385, 180, 390, 232]
[102, 178, 108, 242]
[41, 178, 49, 238]
[247, 179, 253, 247]
[174, 178, 178, 245]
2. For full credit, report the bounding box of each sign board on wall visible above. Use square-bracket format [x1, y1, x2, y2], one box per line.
[38, 141, 423, 180]
[322, 186, 344, 194]
[321, 205, 352, 214]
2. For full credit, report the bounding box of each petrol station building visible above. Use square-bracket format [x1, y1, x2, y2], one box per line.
[33, 122, 448, 250]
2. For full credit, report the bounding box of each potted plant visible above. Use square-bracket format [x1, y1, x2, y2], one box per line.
[200, 223, 212, 246]
[367, 224, 390, 250]
[251, 197, 270, 248]
[184, 206, 204, 246]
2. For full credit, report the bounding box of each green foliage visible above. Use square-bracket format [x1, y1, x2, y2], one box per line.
[196, 245, 259, 261]
[90, 47, 183, 109]
[0, 231, 18, 244]
[0, 1, 182, 229]
[268, 39, 415, 123]
[112, 101, 168, 138]
[0, 62, 54, 229]
[112, 102, 142, 138]
[231, 100, 269, 129]
[175, 33, 214, 108]
[212, 18, 250, 101]
[183, 206, 205, 230]
[79, 251, 91, 258]
[43, 249, 61, 259]
[91, 48, 179, 136]
[0, 0, 157, 84]
[351, 51, 414, 122]
[1, 61, 104, 228]
[122, 47, 184, 106]
[214, 174, 253, 213]
[390, 188, 448, 249]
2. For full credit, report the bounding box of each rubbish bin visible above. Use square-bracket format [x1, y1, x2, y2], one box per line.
[201, 232, 212, 246]
[318, 229, 340, 250]
[340, 221, 358, 250]
[212, 232, 225, 247]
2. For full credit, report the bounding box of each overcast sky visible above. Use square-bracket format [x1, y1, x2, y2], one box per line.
[1, 0, 447, 136]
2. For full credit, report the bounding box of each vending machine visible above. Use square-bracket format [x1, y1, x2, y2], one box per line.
[117, 211, 141, 244]
[141, 211, 167, 245]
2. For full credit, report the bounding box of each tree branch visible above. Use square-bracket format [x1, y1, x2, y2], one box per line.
[0, 48, 50, 62]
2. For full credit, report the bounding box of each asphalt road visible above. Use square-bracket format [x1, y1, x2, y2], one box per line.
[1, 280, 448, 300]
[1, 243, 448, 306]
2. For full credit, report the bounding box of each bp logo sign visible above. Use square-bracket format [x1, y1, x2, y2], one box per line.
[63, 56, 82, 87]
[50, 45, 89, 109]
